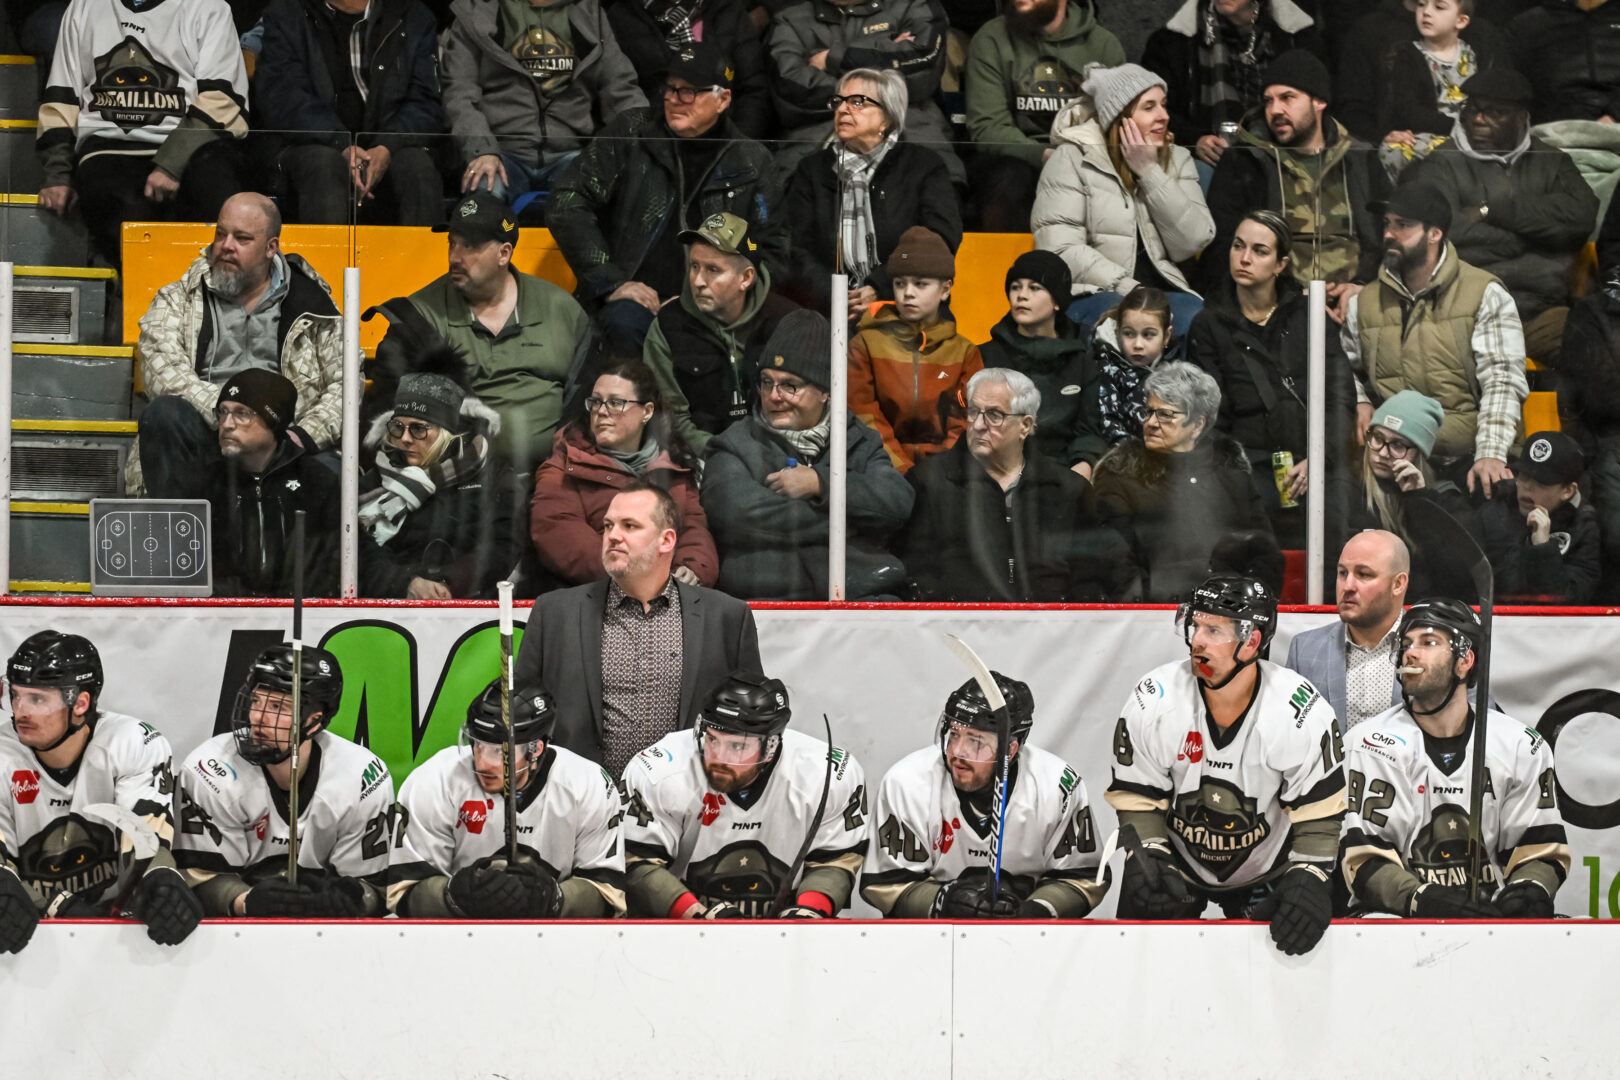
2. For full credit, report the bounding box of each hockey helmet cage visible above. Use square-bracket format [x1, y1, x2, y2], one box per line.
[230, 644, 344, 764]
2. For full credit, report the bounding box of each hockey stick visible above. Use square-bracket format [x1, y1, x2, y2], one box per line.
[769, 713, 835, 917]
[497, 580, 518, 865]
[1094, 827, 1120, 888]
[942, 634, 1012, 906]
[80, 803, 162, 914]
[288, 510, 306, 887]
[1404, 497, 1494, 903]
[1116, 823, 1162, 892]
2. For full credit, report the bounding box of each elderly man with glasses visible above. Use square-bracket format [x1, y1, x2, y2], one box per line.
[701, 309, 915, 599]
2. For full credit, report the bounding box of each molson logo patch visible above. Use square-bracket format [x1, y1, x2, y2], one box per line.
[458, 800, 489, 834]
[11, 770, 40, 804]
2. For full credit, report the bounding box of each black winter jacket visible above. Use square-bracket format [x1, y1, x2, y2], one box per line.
[603, 0, 772, 139]
[1480, 482, 1601, 603]
[209, 437, 341, 597]
[1559, 274, 1620, 440]
[977, 313, 1093, 468]
[1509, 0, 1620, 123]
[899, 439, 1137, 602]
[1342, 477, 1481, 599]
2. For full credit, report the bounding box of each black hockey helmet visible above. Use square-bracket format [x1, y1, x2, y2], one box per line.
[695, 672, 791, 764]
[230, 644, 344, 765]
[464, 679, 557, 745]
[1397, 598, 1482, 685]
[940, 672, 1035, 746]
[1179, 573, 1277, 653]
[7, 630, 104, 714]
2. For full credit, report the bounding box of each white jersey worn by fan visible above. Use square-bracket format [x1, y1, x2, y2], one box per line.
[1106, 659, 1347, 892]
[391, 744, 627, 914]
[861, 742, 1104, 915]
[620, 729, 869, 916]
[173, 730, 393, 885]
[1340, 705, 1570, 903]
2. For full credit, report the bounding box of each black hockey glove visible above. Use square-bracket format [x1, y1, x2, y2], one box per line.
[448, 858, 564, 919]
[931, 877, 1021, 919]
[1266, 864, 1333, 956]
[701, 901, 749, 919]
[775, 906, 828, 919]
[242, 876, 369, 918]
[0, 866, 39, 953]
[1121, 840, 1193, 919]
[1492, 880, 1555, 919]
[1016, 898, 1058, 918]
[1408, 883, 1499, 919]
[134, 866, 203, 945]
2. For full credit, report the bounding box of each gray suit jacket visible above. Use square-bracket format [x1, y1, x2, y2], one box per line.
[1284, 621, 1401, 736]
[514, 577, 763, 765]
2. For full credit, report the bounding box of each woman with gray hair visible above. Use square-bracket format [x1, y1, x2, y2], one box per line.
[1091, 360, 1270, 600]
[898, 368, 1139, 601]
[783, 67, 963, 319]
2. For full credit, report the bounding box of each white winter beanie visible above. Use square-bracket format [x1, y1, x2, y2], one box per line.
[1081, 63, 1167, 130]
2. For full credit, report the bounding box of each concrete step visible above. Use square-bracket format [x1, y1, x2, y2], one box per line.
[10, 419, 135, 502]
[0, 56, 39, 120]
[10, 500, 91, 594]
[13, 264, 114, 345]
[0, 121, 43, 192]
[12, 343, 133, 420]
[0, 196, 92, 266]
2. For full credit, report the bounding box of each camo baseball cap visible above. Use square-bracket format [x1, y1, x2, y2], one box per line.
[432, 191, 519, 246]
[679, 212, 760, 263]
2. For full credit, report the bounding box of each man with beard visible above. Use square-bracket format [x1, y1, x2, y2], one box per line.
[965, 0, 1123, 229]
[1106, 573, 1345, 954]
[1200, 49, 1390, 312]
[862, 670, 1109, 919]
[133, 192, 342, 499]
[514, 480, 762, 774]
[1408, 68, 1598, 367]
[1340, 180, 1528, 497]
[1339, 598, 1569, 918]
[1284, 530, 1411, 733]
[620, 672, 868, 918]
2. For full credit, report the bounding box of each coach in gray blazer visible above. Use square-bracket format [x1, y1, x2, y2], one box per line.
[516, 480, 762, 772]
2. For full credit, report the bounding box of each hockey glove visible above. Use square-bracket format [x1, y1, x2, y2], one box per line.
[1266, 864, 1333, 956]
[1492, 880, 1555, 919]
[1121, 840, 1193, 919]
[134, 866, 203, 945]
[931, 877, 1021, 919]
[1017, 898, 1058, 918]
[1408, 883, 1499, 919]
[448, 858, 564, 919]
[0, 866, 39, 953]
[775, 906, 828, 919]
[700, 901, 750, 919]
[242, 876, 369, 918]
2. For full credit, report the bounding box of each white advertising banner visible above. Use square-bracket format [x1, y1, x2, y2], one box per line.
[2, 602, 1617, 917]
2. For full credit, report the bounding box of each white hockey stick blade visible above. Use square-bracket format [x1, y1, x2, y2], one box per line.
[942, 634, 1006, 711]
[1094, 828, 1120, 886]
[79, 803, 161, 860]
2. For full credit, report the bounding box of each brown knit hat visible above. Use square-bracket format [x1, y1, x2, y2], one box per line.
[885, 226, 955, 279]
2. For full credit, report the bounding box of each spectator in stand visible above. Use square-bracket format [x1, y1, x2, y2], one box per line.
[1341, 181, 1528, 496]
[782, 68, 961, 319]
[1372, 0, 1501, 179]
[357, 359, 527, 599]
[547, 42, 785, 351]
[440, 0, 643, 212]
[1142, 0, 1323, 172]
[765, 0, 959, 180]
[1599, 191, 1620, 277]
[1408, 68, 1599, 366]
[253, 0, 445, 226]
[1346, 389, 1484, 598]
[134, 193, 341, 499]
[1561, 267, 1620, 598]
[702, 310, 914, 599]
[1201, 49, 1390, 315]
[531, 359, 717, 589]
[1479, 429, 1601, 603]
[606, 0, 772, 138]
[642, 212, 798, 455]
[36, 0, 248, 265]
[977, 250, 1092, 473]
[848, 226, 983, 474]
[1090, 361, 1270, 601]
[899, 367, 1138, 601]
[1031, 62, 1214, 335]
[12, 0, 65, 64]
[1073, 287, 1178, 474]
[369, 193, 593, 477]
[1508, 0, 1620, 124]
[1186, 209, 1354, 546]
[964, 0, 1123, 230]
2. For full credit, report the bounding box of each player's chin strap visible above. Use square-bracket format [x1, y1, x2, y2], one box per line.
[1403, 649, 1470, 718]
[22, 707, 93, 754]
[1197, 644, 1261, 692]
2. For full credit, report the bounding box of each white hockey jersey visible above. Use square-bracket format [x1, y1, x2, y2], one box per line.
[1341, 706, 1570, 896]
[620, 729, 869, 916]
[173, 730, 392, 885]
[1106, 659, 1347, 891]
[861, 742, 1102, 914]
[0, 711, 175, 906]
[392, 744, 626, 914]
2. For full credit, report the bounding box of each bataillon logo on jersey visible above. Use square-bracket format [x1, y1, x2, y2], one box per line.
[934, 816, 962, 854]
[90, 38, 185, 132]
[1170, 779, 1269, 880]
[512, 28, 575, 93]
[1411, 805, 1493, 889]
[1177, 731, 1204, 763]
[458, 800, 489, 834]
[11, 770, 40, 804]
[700, 793, 727, 827]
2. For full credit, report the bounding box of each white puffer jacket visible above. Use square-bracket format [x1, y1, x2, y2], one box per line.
[1030, 96, 1214, 298]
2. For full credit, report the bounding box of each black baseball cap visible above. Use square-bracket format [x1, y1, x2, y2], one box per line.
[1518, 430, 1584, 486]
[433, 191, 519, 246]
[1368, 182, 1452, 234]
[665, 42, 734, 90]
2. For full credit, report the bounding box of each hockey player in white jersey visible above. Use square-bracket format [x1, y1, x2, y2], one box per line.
[390, 680, 626, 918]
[1341, 598, 1569, 919]
[1106, 574, 1346, 955]
[862, 671, 1108, 919]
[174, 644, 391, 918]
[0, 631, 202, 952]
[621, 672, 868, 919]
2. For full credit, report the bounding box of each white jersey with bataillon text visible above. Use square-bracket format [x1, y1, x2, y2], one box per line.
[620, 729, 868, 913]
[392, 743, 626, 910]
[1106, 659, 1347, 891]
[862, 742, 1102, 903]
[173, 730, 392, 883]
[1341, 705, 1569, 892]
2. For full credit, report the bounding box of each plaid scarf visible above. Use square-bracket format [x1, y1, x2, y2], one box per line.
[359, 433, 489, 547]
[645, 0, 698, 49]
[758, 405, 832, 462]
[1198, 1, 1273, 128]
[833, 130, 897, 288]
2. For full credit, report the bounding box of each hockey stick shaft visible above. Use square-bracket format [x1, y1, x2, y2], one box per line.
[771, 713, 835, 916]
[990, 703, 1011, 905]
[497, 581, 517, 864]
[288, 510, 306, 886]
